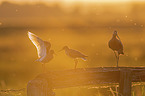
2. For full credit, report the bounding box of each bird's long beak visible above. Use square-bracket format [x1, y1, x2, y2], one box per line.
[117, 34, 121, 40]
[58, 48, 64, 52]
[54, 52, 57, 56]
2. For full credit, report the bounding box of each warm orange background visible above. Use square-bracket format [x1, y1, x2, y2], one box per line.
[0, 0, 145, 96]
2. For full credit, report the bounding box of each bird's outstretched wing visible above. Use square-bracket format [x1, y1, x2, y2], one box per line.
[28, 32, 46, 59]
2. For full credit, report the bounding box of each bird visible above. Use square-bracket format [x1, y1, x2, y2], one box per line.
[108, 30, 124, 67]
[28, 31, 54, 72]
[60, 46, 88, 69]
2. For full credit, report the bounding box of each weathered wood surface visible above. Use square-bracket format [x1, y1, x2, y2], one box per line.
[27, 79, 55, 96]
[34, 67, 145, 89]
[27, 67, 145, 96]
[119, 69, 132, 96]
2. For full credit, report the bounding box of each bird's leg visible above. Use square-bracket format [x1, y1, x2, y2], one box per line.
[114, 51, 117, 59]
[74, 59, 78, 69]
[44, 63, 46, 73]
[114, 51, 118, 67]
[83, 63, 88, 71]
[42, 63, 44, 73]
[117, 53, 120, 68]
[42, 63, 46, 73]
[82, 61, 89, 71]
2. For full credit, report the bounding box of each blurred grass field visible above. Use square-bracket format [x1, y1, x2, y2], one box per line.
[0, 1, 145, 96]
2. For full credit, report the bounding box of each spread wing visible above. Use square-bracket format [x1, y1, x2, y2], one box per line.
[28, 32, 46, 59]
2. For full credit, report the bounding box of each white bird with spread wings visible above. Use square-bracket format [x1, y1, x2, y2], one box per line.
[28, 31, 54, 72]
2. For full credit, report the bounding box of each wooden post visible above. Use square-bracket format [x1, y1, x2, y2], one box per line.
[27, 78, 55, 96]
[119, 69, 132, 96]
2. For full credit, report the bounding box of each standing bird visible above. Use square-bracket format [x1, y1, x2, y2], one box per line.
[28, 32, 54, 72]
[60, 46, 88, 69]
[108, 31, 124, 67]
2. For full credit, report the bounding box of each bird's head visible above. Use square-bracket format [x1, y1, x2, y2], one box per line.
[113, 30, 117, 37]
[113, 30, 120, 40]
[63, 46, 69, 50]
[44, 41, 51, 48]
[50, 50, 56, 55]
[59, 46, 69, 52]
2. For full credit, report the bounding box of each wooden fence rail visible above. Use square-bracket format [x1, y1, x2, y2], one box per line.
[27, 67, 145, 96]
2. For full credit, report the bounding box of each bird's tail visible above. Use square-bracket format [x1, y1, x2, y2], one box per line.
[81, 56, 88, 61]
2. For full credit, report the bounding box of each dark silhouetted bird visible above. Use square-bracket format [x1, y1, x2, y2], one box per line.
[108, 31, 124, 67]
[60, 46, 88, 69]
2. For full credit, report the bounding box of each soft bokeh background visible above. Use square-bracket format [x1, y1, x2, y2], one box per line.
[0, 0, 145, 96]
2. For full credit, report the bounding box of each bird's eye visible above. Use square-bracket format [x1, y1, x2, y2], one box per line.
[114, 31, 117, 33]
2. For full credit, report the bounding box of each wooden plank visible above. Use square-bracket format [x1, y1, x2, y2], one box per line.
[27, 67, 145, 96]
[35, 67, 145, 89]
[36, 67, 120, 89]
